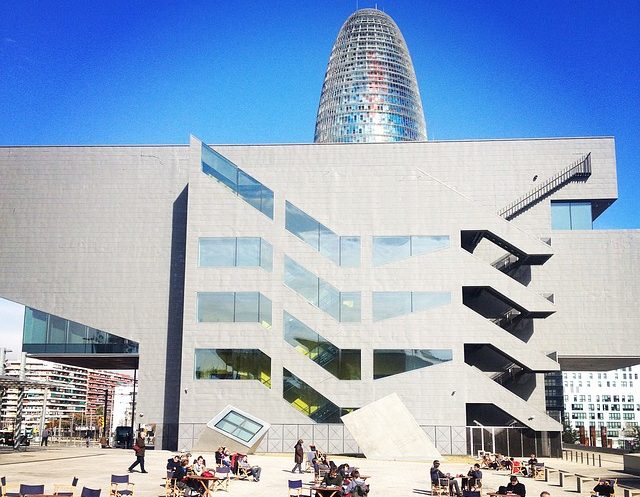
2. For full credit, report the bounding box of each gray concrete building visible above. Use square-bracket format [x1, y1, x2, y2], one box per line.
[1, 135, 638, 455]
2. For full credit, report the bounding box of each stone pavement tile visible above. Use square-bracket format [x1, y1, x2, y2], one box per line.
[0, 448, 609, 497]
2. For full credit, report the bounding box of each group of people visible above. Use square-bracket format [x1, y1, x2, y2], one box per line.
[165, 448, 263, 494]
[292, 439, 370, 496]
[480, 453, 540, 478]
[430, 460, 483, 497]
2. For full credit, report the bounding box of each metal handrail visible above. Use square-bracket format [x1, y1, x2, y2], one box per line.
[498, 153, 591, 220]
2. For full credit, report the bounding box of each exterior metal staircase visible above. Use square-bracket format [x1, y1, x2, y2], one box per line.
[498, 153, 591, 220]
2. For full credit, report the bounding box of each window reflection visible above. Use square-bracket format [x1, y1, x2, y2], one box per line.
[197, 292, 272, 328]
[195, 349, 271, 388]
[284, 256, 361, 322]
[199, 237, 272, 272]
[284, 312, 361, 380]
[373, 291, 451, 321]
[374, 349, 453, 379]
[285, 201, 360, 267]
[201, 143, 274, 219]
[283, 368, 341, 422]
[551, 201, 592, 230]
[373, 235, 449, 266]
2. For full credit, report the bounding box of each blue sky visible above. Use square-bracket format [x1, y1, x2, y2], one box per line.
[0, 1, 639, 354]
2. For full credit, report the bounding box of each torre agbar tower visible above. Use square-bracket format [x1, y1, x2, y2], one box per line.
[1, 9, 639, 455]
[314, 8, 427, 143]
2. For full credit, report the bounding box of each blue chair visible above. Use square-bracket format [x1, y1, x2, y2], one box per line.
[288, 479, 303, 497]
[54, 476, 79, 496]
[19, 484, 45, 496]
[214, 466, 231, 492]
[80, 488, 101, 497]
[109, 475, 134, 497]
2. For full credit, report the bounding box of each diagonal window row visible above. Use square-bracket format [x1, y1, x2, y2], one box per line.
[285, 201, 360, 267]
[201, 143, 274, 219]
[284, 312, 361, 380]
[284, 256, 361, 322]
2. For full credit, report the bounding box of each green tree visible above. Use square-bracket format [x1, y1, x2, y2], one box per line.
[562, 419, 579, 444]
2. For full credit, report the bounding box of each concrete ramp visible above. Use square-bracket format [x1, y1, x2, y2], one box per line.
[341, 393, 442, 461]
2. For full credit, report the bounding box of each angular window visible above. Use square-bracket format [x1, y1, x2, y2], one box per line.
[373, 235, 450, 266]
[372, 291, 451, 321]
[284, 256, 361, 322]
[199, 237, 273, 272]
[284, 312, 361, 380]
[22, 307, 138, 355]
[201, 143, 274, 219]
[374, 349, 453, 379]
[214, 410, 264, 443]
[197, 292, 272, 328]
[195, 349, 271, 388]
[551, 201, 592, 230]
[283, 368, 341, 422]
[285, 201, 360, 267]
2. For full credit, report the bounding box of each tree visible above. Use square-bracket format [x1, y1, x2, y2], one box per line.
[562, 419, 579, 444]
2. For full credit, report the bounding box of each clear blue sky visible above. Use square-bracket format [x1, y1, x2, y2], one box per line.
[1, 0, 638, 230]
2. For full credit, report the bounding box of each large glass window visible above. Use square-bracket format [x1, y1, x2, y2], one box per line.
[374, 349, 453, 379]
[199, 237, 272, 271]
[372, 291, 451, 321]
[284, 312, 361, 380]
[283, 368, 341, 422]
[197, 292, 272, 328]
[284, 256, 361, 322]
[22, 307, 138, 354]
[195, 349, 271, 387]
[373, 235, 450, 266]
[285, 201, 360, 267]
[551, 201, 592, 230]
[201, 143, 274, 219]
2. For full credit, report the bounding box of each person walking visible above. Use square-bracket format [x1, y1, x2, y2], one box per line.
[128, 429, 147, 473]
[40, 427, 50, 446]
[291, 439, 304, 473]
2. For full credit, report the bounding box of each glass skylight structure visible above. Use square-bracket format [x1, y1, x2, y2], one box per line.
[314, 8, 427, 143]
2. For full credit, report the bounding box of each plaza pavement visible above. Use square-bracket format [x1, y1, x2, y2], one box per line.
[0, 446, 614, 497]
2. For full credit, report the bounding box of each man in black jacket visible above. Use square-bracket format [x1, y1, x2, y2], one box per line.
[500, 476, 526, 497]
[430, 460, 462, 497]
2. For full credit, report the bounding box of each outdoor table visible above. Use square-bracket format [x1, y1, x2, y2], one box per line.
[311, 484, 342, 497]
[186, 475, 218, 497]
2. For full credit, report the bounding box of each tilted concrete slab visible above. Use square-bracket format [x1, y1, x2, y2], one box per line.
[341, 392, 442, 461]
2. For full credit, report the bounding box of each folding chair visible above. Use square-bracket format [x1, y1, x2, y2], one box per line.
[0, 477, 20, 497]
[109, 475, 134, 497]
[432, 478, 451, 497]
[511, 461, 524, 477]
[304, 451, 316, 472]
[237, 464, 251, 480]
[532, 463, 545, 481]
[315, 467, 329, 484]
[288, 479, 303, 497]
[19, 484, 45, 497]
[214, 466, 231, 492]
[54, 477, 80, 496]
[80, 488, 101, 497]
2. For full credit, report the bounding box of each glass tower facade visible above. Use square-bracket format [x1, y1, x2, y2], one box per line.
[314, 8, 427, 143]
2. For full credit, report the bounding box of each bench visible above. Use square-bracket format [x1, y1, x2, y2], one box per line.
[576, 475, 595, 493]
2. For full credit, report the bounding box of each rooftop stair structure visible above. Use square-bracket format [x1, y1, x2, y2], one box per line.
[498, 153, 591, 220]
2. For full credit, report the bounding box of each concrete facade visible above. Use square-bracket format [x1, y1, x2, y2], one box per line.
[0, 136, 638, 453]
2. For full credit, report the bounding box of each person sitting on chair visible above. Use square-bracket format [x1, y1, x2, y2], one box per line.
[343, 470, 369, 496]
[430, 460, 462, 497]
[498, 476, 526, 497]
[321, 467, 343, 487]
[238, 455, 262, 482]
[468, 463, 483, 489]
[593, 480, 614, 497]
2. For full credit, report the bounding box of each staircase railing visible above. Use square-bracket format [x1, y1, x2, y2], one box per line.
[498, 153, 591, 220]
